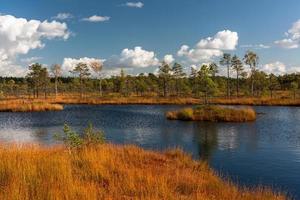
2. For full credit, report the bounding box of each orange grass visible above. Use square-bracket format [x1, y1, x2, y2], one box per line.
[0, 100, 63, 112]
[211, 97, 300, 106]
[1, 95, 300, 107]
[0, 144, 285, 200]
[166, 105, 256, 122]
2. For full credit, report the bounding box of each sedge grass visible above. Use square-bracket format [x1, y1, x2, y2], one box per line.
[0, 144, 285, 200]
[166, 105, 256, 122]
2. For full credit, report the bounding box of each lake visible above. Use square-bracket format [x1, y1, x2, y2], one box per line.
[0, 105, 300, 199]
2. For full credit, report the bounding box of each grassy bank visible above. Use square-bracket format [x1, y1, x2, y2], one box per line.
[1, 96, 300, 108]
[166, 105, 256, 122]
[0, 144, 284, 200]
[212, 97, 300, 106]
[48, 95, 300, 106]
[0, 100, 63, 112]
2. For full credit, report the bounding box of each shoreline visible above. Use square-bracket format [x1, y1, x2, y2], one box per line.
[0, 97, 299, 112]
[0, 143, 286, 199]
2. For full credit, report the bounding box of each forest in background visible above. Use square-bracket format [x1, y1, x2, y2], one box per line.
[0, 51, 299, 101]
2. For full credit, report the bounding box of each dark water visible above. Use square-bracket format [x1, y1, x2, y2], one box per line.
[0, 105, 300, 199]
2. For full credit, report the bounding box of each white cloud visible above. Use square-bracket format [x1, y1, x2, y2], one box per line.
[62, 57, 105, 76]
[240, 44, 270, 49]
[163, 54, 174, 64]
[125, 2, 144, 8]
[262, 61, 287, 75]
[275, 19, 300, 49]
[0, 14, 70, 76]
[196, 30, 238, 50]
[274, 39, 298, 49]
[117, 46, 159, 68]
[262, 61, 300, 75]
[82, 15, 110, 22]
[177, 30, 238, 63]
[52, 13, 73, 20]
[21, 56, 43, 63]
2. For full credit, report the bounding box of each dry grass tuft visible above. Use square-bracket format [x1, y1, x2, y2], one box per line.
[0, 144, 285, 200]
[0, 100, 63, 112]
[167, 105, 256, 122]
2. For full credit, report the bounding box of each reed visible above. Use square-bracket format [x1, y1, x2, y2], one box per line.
[0, 144, 285, 200]
[1, 95, 300, 108]
[0, 101, 63, 112]
[166, 105, 256, 122]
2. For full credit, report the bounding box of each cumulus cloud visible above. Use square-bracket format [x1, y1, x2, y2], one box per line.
[163, 54, 174, 64]
[262, 61, 300, 75]
[62, 57, 105, 76]
[125, 2, 144, 8]
[20, 56, 43, 63]
[196, 30, 238, 50]
[82, 15, 110, 22]
[240, 44, 270, 49]
[0, 14, 70, 76]
[177, 30, 238, 63]
[275, 39, 298, 49]
[116, 46, 159, 68]
[52, 13, 73, 20]
[262, 61, 287, 75]
[275, 19, 300, 49]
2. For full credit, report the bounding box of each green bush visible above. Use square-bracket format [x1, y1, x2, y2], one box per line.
[55, 123, 105, 149]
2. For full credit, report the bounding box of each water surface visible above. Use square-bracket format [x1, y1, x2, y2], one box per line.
[0, 105, 300, 199]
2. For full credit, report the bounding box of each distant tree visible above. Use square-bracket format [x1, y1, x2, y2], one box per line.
[244, 51, 259, 96]
[159, 61, 171, 97]
[40, 67, 50, 98]
[172, 63, 186, 96]
[198, 64, 217, 104]
[253, 70, 268, 96]
[231, 55, 244, 97]
[268, 74, 280, 98]
[7, 79, 15, 96]
[51, 64, 62, 98]
[119, 69, 127, 96]
[220, 53, 232, 98]
[135, 75, 148, 96]
[71, 62, 91, 98]
[26, 63, 49, 98]
[209, 62, 218, 77]
[90, 61, 103, 96]
[291, 81, 298, 99]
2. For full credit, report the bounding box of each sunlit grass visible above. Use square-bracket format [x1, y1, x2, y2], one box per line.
[0, 100, 63, 112]
[166, 105, 256, 122]
[0, 144, 285, 200]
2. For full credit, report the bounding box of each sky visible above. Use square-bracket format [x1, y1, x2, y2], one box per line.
[1, 0, 300, 77]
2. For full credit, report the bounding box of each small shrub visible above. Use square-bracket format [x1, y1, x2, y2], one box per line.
[55, 123, 105, 149]
[177, 108, 194, 120]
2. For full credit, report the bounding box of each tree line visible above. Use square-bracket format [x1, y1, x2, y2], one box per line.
[0, 51, 299, 100]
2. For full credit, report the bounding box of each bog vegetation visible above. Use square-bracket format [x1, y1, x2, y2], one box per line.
[0, 122, 285, 200]
[0, 100, 63, 112]
[166, 105, 256, 122]
[0, 51, 298, 104]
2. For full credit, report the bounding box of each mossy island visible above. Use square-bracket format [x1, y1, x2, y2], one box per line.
[166, 105, 256, 122]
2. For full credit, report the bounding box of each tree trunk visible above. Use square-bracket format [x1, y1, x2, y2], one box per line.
[55, 77, 58, 98]
[227, 65, 230, 98]
[270, 90, 273, 98]
[251, 72, 254, 97]
[236, 72, 239, 97]
[176, 79, 179, 97]
[99, 78, 102, 97]
[163, 78, 167, 97]
[80, 76, 83, 99]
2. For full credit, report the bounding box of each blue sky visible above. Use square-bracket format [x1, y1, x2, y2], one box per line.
[1, 0, 300, 76]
